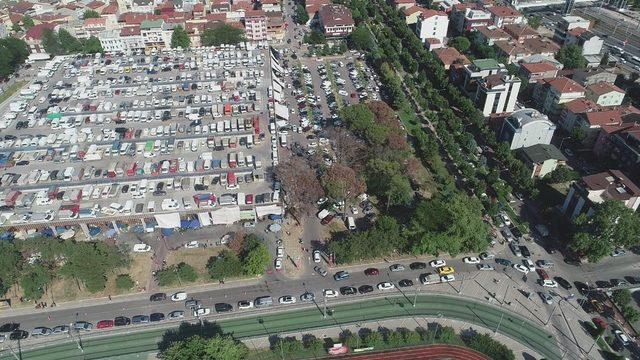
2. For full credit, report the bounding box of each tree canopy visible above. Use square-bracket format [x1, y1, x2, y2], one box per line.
[160, 335, 248, 360]
[409, 193, 489, 256]
[0, 37, 30, 77]
[202, 25, 245, 47]
[171, 26, 190, 48]
[83, 10, 100, 19]
[450, 36, 471, 53]
[556, 45, 587, 69]
[22, 15, 34, 30]
[570, 200, 640, 262]
[207, 250, 243, 280]
[348, 24, 376, 52]
[83, 36, 103, 54]
[207, 234, 270, 279]
[295, 4, 309, 25]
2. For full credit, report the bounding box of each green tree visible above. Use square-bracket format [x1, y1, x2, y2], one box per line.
[466, 333, 515, 360]
[622, 305, 640, 323]
[295, 4, 309, 25]
[155, 266, 179, 286]
[302, 335, 324, 353]
[0, 37, 30, 77]
[12, 23, 21, 33]
[450, 36, 471, 53]
[385, 174, 413, 208]
[362, 331, 384, 347]
[83, 36, 103, 54]
[22, 15, 34, 30]
[20, 263, 52, 300]
[410, 193, 489, 256]
[544, 166, 579, 183]
[556, 45, 588, 69]
[83, 10, 100, 19]
[41, 28, 63, 55]
[160, 335, 248, 360]
[115, 274, 134, 290]
[570, 200, 640, 262]
[59, 29, 82, 53]
[58, 241, 127, 293]
[612, 289, 632, 307]
[527, 15, 542, 29]
[242, 237, 269, 275]
[349, 24, 375, 52]
[171, 26, 190, 48]
[176, 262, 198, 282]
[201, 25, 245, 46]
[305, 29, 326, 45]
[207, 250, 243, 280]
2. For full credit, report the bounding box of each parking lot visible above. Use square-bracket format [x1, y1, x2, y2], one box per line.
[0, 45, 283, 233]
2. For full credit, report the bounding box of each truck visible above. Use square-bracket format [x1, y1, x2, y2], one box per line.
[317, 209, 331, 220]
[193, 193, 216, 207]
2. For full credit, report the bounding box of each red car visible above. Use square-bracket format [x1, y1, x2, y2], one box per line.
[320, 214, 334, 225]
[536, 269, 549, 280]
[592, 317, 607, 330]
[96, 320, 114, 329]
[364, 268, 379, 276]
[245, 194, 254, 204]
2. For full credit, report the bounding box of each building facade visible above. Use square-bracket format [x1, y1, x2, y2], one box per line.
[416, 10, 449, 44]
[475, 74, 521, 116]
[500, 108, 556, 150]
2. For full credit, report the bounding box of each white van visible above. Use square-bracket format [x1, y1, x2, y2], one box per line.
[147, 201, 155, 213]
[123, 200, 133, 214]
[347, 217, 356, 230]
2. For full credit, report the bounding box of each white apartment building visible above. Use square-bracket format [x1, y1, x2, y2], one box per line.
[475, 74, 521, 116]
[416, 10, 449, 44]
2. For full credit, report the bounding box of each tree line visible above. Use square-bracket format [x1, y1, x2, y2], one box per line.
[171, 24, 246, 49]
[0, 37, 30, 78]
[206, 233, 270, 280]
[42, 28, 103, 55]
[159, 325, 514, 360]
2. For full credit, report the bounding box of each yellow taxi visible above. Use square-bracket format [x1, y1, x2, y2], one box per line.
[437, 266, 455, 275]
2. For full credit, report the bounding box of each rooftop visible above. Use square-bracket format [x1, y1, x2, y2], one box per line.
[584, 109, 622, 127]
[581, 170, 640, 201]
[472, 58, 501, 71]
[521, 61, 557, 74]
[564, 98, 601, 114]
[539, 77, 585, 94]
[433, 47, 470, 66]
[587, 82, 625, 96]
[507, 108, 552, 128]
[319, 4, 354, 27]
[519, 144, 566, 163]
[488, 6, 522, 18]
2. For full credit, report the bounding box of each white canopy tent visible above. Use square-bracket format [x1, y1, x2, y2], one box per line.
[197, 212, 212, 227]
[154, 213, 181, 228]
[255, 205, 283, 218]
[210, 206, 241, 225]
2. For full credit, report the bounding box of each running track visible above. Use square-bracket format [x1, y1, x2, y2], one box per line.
[343, 345, 490, 359]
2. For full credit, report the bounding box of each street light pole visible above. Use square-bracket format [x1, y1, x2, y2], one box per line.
[413, 288, 419, 307]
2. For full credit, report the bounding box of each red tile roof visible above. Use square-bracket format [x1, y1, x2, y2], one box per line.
[582, 170, 640, 199]
[25, 23, 56, 40]
[120, 26, 141, 36]
[540, 77, 585, 94]
[488, 6, 521, 18]
[564, 98, 601, 114]
[419, 9, 447, 18]
[84, 17, 106, 27]
[521, 61, 557, 74]
[584, 109, 622, 127]
[587, 81, 625, 96]
[433, 47, 471, 67]
[567, 27, 587, 37]
[101, 2, 118, 15]
[87, 1, 105, 10]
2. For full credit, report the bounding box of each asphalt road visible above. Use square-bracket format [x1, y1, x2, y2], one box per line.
[0, 295, 560, 360]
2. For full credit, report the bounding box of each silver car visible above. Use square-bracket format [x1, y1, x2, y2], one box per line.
[31, 327, 52, 337]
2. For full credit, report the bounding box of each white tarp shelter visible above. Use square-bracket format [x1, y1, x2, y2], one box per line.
[255, 205, 283, 218]
[210, 206, 241, 225]
[275, 103, 289, 120]
[154, 213, 181, 228]
[197, 212, 212, 227]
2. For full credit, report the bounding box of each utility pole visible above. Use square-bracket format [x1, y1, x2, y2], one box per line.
[68, 325, 85, 360]
[5, 340, 21, 360]
[323, 296, 327, 319]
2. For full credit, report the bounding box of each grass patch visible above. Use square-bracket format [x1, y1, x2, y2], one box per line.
[0, 81, 27, 105]
[165, 247, 222, 280]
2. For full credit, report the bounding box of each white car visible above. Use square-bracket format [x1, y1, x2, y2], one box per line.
[133, 243, 151, 252]
[440, 274, 455, 282]
[430, 259, 446, 267]
[185, 241, 199, 249]
[377, 282, 395, 290]
[238, 300, 254, 309]
[313, 250, 322, 263]
[192, 307, 211, 316]
[171, 292, 187, 302]
[161, 198, 180, 211]
[477, 264, 494, 271]
[276, 246, 284, 258]
[278, 295, 296, 304]
[540, 280, 558, 288]
[463, 257, 480, 264]
[389, 264, 405, 272]
[522, 259, 535, 272]
[350, 205, 359, 215]
[480, 252, 495, 260]
[512, 264, 529, 274]
[323, 289, 338, 298]
[275, 258, 283, 271]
